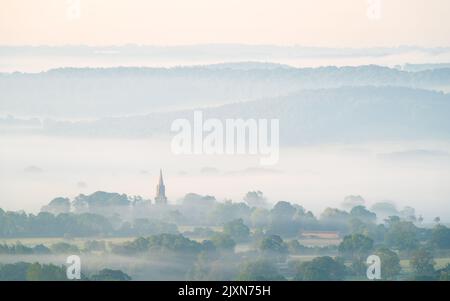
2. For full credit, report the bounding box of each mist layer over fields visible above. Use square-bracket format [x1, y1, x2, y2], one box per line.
[1, 134, 449, 221]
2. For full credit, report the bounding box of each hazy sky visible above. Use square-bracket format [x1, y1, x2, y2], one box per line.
[1, 0, 449, 47]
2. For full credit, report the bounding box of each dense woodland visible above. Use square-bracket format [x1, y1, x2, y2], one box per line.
[1, 191, 450, 280]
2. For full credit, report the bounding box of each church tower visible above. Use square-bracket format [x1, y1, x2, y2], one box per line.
[155, 169, 168, 204]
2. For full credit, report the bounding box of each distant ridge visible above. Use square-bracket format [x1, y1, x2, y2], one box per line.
[27, 86, 450, 145]
[1, 64, 450, 118]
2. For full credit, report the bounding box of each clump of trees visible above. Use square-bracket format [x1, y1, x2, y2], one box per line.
[410, 247, 437, 280]
[294, 256, 347, 281]
[0, 208, 178, 238]
[223, 219, 250, 242]
[430, 225, 450, 249]
[0, 262, 131, 281]
[90, 269, 132, 281]
[236, 259, 285, 281]
[111, 233, 216, 257]
[374, 247, 401, 280]
[0, 243, 50, 255]
[0, 209, 113, 237]
[338, 233, 374, 276]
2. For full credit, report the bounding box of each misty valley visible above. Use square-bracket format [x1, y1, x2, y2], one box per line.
[3, 4, 450, 301]
[1, 51, 450, 282]
[1, 187, 450, 281]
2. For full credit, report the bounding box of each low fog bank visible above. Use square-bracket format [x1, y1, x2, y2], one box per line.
[1, 134, 449, 221]
[2, 45, 450, 73]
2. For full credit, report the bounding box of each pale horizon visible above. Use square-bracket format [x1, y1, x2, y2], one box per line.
[1, 0, 450, 47]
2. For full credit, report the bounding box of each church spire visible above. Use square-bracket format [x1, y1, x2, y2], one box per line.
[155, 168, 167, 205]
[159, 169, 164, 186]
